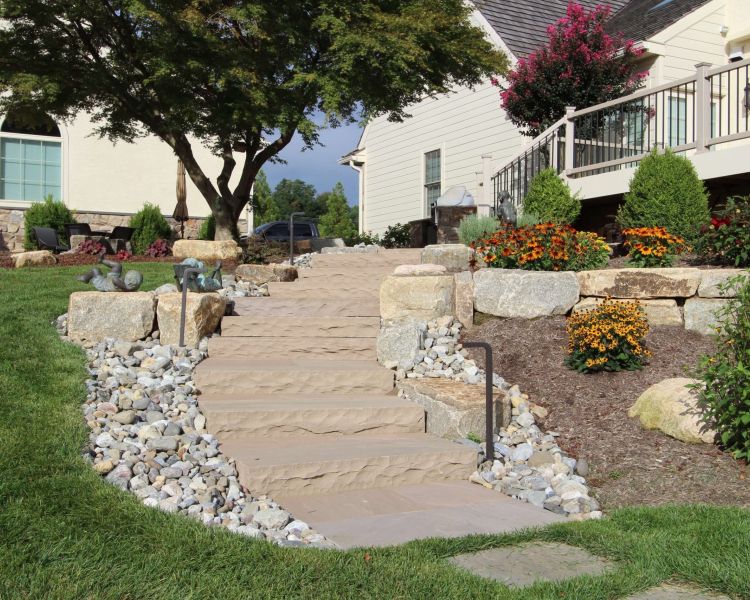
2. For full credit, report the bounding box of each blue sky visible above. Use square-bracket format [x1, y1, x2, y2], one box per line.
[263, 122, 363, 206]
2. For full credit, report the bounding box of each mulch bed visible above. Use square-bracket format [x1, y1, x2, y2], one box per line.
[465, 317, 750, 510]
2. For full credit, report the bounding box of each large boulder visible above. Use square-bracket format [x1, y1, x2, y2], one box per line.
[398, 378, 510, 439]
[172, 240, 241, 261]
[377, 319, 425, 365]
[13, 250, 56, 268]
[68, 291, 156, 342]
[684, 297, 728, 336]
[628, 378, 716, 444]
[310, 238, 345, 251]
[421, 244, 473, 273]
[157, 292, 225, 346]
[393, 264, 447, 276]
[454, 271, 474, 327]
[235, 263, 297, 285]
[577, 268, 701, 298]
[698, 269, 748, 298]
[573, 297, 682, 326]
[473, 269, 579, 318]
[380, 275, 455, 321]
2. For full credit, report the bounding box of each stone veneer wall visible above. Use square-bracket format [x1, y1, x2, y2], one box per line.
[0, 206, 247, 252]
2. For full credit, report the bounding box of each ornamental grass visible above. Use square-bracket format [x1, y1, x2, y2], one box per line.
[566, 298, 651, 373]
[622, 226, 686, 267]
[472, 223, 609, 272]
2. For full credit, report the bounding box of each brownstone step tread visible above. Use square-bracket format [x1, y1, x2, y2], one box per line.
[220, 316, 379, 338]
[267, 287, 377, 300]
[208, 336, 377, 359]
[223, 434, 476, 496]
[277, 482, 564, 549]
[194, 358, 394, 395]
[232, 297, 380, 317]
[199, 394, 425, 438]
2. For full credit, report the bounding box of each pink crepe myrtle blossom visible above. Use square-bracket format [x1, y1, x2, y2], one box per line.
[501, 2, 646, 137]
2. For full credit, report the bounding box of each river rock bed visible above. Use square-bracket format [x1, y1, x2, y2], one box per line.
[389, 317, 599, 520]
[58, 317, 332, 548]
[468, 385, 601, 521]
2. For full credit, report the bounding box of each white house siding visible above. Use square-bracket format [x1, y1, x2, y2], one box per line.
[656, 1, 728, 82]
[360, 79, 523, 234]
[0, 111, 233, 219]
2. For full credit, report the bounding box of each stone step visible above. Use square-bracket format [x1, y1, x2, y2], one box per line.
[199, 393, 424, 438]
[232, 297, 381, 317]
[208, 335, 377, 359]
[298, 267, 394, 280]
[268, 280, 382, 295]
[277, 482, 564, 549]
[221, 316, 380, 338]
[194, 358, 394, 395]
[311, 250, 422, 268]
[266, 286, 377, 300]
[221, 433, 476, 497]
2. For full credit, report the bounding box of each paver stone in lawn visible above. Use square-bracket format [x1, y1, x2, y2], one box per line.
[447, 541, 613, 588]
[624, 584, 731, 600]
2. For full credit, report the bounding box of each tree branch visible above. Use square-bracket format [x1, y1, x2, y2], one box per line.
[216, 141, 236, 202]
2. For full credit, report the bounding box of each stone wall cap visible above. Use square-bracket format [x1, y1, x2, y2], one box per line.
[393, 264, 448, 276]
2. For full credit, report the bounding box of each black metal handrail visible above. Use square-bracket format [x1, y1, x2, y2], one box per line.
[462, 341, 495, 462]
[178, 266, 209, 347]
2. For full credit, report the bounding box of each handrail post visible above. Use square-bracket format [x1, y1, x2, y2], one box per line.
[695, 62, 712, 153]
[463, 341, 495, 463]
[179, 267, 208, 347]
[289, 211, 304, 266]
[563, 106, 576, 178]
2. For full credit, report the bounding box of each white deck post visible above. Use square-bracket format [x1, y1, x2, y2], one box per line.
[694, 62, 712, 154]
[564, 106, 576, 177]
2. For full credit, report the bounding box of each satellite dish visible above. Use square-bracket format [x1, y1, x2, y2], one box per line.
[435, 185, 475, 207]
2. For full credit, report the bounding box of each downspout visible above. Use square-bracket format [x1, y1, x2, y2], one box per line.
[349, 160, 365, 233]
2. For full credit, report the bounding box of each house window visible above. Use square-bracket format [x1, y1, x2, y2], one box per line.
[668, 96, 687, 147]
[0, 110, 62, 202]
[424, 149, 441, 211]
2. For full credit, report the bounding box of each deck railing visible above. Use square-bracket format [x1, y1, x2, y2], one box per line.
[491, 58, 750, 211]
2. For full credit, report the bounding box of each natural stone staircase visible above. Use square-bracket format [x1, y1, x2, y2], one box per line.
[195, 248, 561, 547]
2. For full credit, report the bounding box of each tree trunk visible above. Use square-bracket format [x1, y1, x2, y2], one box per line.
[213, 196, 240, 240]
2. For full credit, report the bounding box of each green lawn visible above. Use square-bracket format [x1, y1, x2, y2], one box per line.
[1, 264, 749, 599]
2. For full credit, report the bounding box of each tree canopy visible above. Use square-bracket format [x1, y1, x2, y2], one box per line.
[0, 0, 507, 238]
[497, 3, 646, 138]
[271, 179, 321, 219]
[318, 182, 356, 239]
[251, 170, 279, 228]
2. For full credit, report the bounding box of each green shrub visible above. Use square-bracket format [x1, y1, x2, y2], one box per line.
[198, 215, 215, 240]
[694, 196, 750, 267]
[617, 148, 710, 243]
[694, 274, 750, 459]
[458, 214, 500, 246]
[381, 223, 411, 248]
[344, 231, 380, 246]
[129, 203, 172, 254]
[516, 211, 540, 227]
[522, 168, 581, 225]
[23, 195, 75, 250]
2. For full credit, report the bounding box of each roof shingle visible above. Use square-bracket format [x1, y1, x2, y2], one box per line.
[604, 0, 714, 42]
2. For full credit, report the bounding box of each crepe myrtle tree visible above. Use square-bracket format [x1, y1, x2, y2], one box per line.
[496, 3, 646, 138]
[0, 0, 507, 240]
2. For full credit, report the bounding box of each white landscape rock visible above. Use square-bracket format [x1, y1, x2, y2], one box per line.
[628, 378, 717, 444]
[473, 269, 579, 318]
[683, 297, 728, 336]
[380, 274, 455, 320]
[573, 297, 683, 327]
[68, 291, 157, 342]
[697, 269, 748, 298]
[156, 292, 225, 347]
[377, 319, 426, 365]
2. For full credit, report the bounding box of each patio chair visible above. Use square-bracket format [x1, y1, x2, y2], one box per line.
[32, 227, 69, 253]
[64, 223, 92, 246]
[107, 226, 136, 254]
